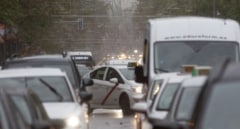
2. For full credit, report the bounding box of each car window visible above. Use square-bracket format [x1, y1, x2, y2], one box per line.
[118, 68, 134, 80]
[38, 64, 76, 88]
[29, 92, 49, 120]
[106, 68, 124, 83]
[0, 101, 9, 129]
[0, 77, 73, 102]
[77, 66, 91, 76]
[176, 87, 201, 121]
[27, 77, 73, 102]
[90, 67, 106, 80]
[156, 83, 179, 110]
[4, 61, 78, 89]
[10, 95, 32, 124]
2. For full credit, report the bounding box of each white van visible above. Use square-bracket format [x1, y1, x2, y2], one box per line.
[136, 16, 240, 86]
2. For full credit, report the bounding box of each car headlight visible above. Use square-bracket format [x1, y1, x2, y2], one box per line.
[66, 116, 81, 128]
[132, 86, 142, 93]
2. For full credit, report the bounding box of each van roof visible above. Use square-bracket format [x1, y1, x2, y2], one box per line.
[148, 16, 240, 42]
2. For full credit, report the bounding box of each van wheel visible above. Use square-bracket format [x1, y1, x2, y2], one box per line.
[119, 94, 133, 116]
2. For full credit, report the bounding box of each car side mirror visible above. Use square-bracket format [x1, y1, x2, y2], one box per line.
[131, 102, 148, 113]
[82, 78, 93, 87]
[109, 78, 118, 84]
[135, 65, 147, 83]
[79, 91, 93, 104]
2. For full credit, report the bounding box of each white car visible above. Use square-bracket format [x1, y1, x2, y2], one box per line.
[133, 74, 192, 129]
[84, 65, 143, 115]
[133, 72, 179, 129]
[0, 68, 91, 129]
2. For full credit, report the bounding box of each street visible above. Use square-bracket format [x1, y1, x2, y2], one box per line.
[89, 109, 135, 129]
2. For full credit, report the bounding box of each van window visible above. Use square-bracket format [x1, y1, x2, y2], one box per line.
[154, 41, 238, 72]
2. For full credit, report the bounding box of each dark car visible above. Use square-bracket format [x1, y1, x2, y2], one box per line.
[0, 87, 31, 129]
[2, 54, 84, 91]
[1, 87, 64, 129]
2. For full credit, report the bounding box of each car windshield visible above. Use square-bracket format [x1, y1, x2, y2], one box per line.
[199, 82, 240, 129]
[5, 62, 77, 88]
[154, 42, 238, 72]
[156, 83, 179, 110]
[0, 77, 73, 102]
[77, 65, 91, 76]
[119, 68, 135, 80]
[176, 87, 201, 120]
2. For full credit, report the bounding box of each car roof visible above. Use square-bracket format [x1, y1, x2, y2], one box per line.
[181, 76, 207, 88]
[0, 68, 66, 78]
[153, 72, 180, 80]
[5, 54, 70, 63]
[167, 74, 192, 84]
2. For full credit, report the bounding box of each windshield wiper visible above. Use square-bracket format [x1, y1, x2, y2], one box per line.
[155, 68, 169, 73]
[38, 78, 64, 101]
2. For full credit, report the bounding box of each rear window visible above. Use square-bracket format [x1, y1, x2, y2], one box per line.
[4, 61, 77, 88]
[0, 76, 74, 102]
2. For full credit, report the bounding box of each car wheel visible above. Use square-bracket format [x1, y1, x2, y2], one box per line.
[87, 102, 94, 115]
[120, 94, 133, 116]
[136, 118, 142, 129]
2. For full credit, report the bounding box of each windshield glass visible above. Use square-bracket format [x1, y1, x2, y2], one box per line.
[176, 87, 201, 120]
[0, 77, 73, 102]
[119, 68, 135, 80]
[43, 64, 76, 87]
[156, 83, 179, 110]
[5, 63, 76, 88]
[154, 42, 238, 72]
[199, 82, 240, 129]
[77, 65, 91, 76]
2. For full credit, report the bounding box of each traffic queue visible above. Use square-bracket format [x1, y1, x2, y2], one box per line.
[132, 59, 240, 129]
[0, 52, 94, 129]
[0, 16, 240, 129]
[131, 16, 240, 129]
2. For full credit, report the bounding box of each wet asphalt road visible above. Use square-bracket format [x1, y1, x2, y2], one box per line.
[89, 109, 135, 129]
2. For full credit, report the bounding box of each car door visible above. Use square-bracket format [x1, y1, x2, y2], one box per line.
[103, 67, 125, 106]
[88, 67, 107, 107]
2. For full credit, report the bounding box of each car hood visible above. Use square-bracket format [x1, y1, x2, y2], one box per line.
[128, 80, 143, 87]
[43, 102, 83, 119]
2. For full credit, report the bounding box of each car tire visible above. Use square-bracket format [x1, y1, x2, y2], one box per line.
[87, 102, 93, 115]
[136, 118, 142, 129]
[119, 94, 133, 116]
